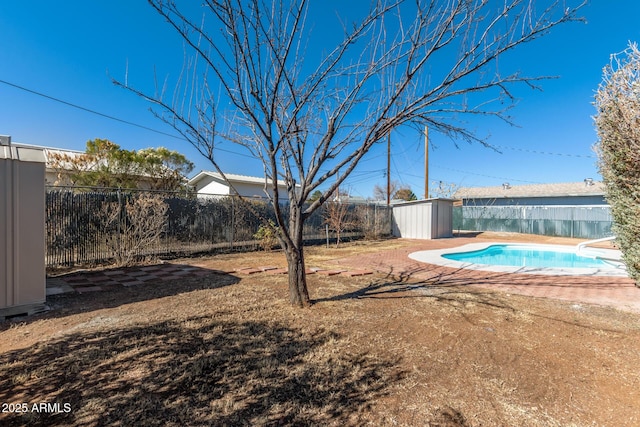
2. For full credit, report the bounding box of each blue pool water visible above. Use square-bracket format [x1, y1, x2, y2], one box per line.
[442, 244, 609, 269]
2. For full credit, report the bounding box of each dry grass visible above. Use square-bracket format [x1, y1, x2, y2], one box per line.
[1, 235, 640, 426]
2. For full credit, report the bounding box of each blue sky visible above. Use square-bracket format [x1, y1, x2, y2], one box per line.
[1, 1, 638, 199]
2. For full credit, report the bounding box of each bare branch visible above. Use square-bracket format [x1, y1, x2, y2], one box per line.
[119, 0, 586, 306]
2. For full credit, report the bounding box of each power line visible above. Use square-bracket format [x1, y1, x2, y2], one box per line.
[491, 143, 596, 159]
[0, 78, 182, 139]
[1, 77, 596, 182]
[430, 165, 543, 184]
[0, 78, 256, 159]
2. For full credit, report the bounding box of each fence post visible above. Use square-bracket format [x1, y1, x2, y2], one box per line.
[116, 188, 123, 260]
[374, 204, 378, 237]
[326, 224, 329, 248]
[230, 196, 235, 250]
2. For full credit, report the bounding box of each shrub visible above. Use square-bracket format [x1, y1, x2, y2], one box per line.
[594, 43, 640, 285]
[254, 220, 279, 251]
[101, 193, 168, 266]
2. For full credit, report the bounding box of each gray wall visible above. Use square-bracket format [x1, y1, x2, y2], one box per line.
[1, 139, 46, 315]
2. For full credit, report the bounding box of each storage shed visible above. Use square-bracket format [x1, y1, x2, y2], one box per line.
[1, 136, 47, 318]
[392, 198, 455, 239]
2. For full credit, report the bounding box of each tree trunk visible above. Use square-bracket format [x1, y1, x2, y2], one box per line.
[285, 244, 311, 307]
[284, 204, 311, 307]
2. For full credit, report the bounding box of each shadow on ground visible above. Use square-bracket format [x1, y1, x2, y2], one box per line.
[313, 266, 518, 310]
[315, 256, 636, 309]
[0, 316, 404, 426]
[314, 266, 631, 334]
[0, 266, 240, 331]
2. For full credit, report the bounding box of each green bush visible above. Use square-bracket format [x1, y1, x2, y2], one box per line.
[594, 43, 640, 285]
[254, 220, 279, 251]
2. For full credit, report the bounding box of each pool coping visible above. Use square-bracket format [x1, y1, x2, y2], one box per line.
[408, 242, 628, 277]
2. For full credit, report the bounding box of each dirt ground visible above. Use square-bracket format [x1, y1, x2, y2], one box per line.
[1, 233, 640, 426]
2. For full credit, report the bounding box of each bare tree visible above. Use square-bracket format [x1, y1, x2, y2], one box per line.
[373, 181, 399, 201]
[431, 180, 460, 198]
[323, 200, 355, 247]
[101, 193, 169, 266]
[118, 0, 584, 307]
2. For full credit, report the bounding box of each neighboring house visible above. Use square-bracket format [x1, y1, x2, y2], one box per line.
[330, 194, 375, 205]
[188, 171, 295, 200]
[454, 180, 607, 206]
[12, 142, 184, 190]
[342, 195, 371, 205]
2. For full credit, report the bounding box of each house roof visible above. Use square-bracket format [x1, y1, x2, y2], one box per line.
[455, 181, 605, 200]
[188, 171, 290, 187]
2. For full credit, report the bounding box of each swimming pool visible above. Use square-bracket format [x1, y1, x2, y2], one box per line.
[409, 243, 627, 276]
[443, 244, 609, 268]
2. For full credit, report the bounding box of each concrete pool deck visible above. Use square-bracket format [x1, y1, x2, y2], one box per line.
[408, 242, 627, 277]
[328, 235, 640, 313]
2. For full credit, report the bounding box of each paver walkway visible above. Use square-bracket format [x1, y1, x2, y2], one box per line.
[327, 238, 640, 313]
[46, 263, 372, 295]
[46, 263, 218, 295]
[46, 237, 640, 313]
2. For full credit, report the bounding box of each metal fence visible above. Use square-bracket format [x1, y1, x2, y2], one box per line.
[46, 187, 392, 269]
[453, 205, 613, 239]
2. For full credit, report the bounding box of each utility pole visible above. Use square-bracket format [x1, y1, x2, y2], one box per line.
[386, 132, 391, 206]
[424, 126, 429, 199]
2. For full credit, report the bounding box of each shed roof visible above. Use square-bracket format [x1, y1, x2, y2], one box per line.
[455, 181, 605, 199]
[11, 143, 85, 169]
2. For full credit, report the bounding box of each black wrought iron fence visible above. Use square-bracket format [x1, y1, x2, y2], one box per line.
[46, 187, 392, 269]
